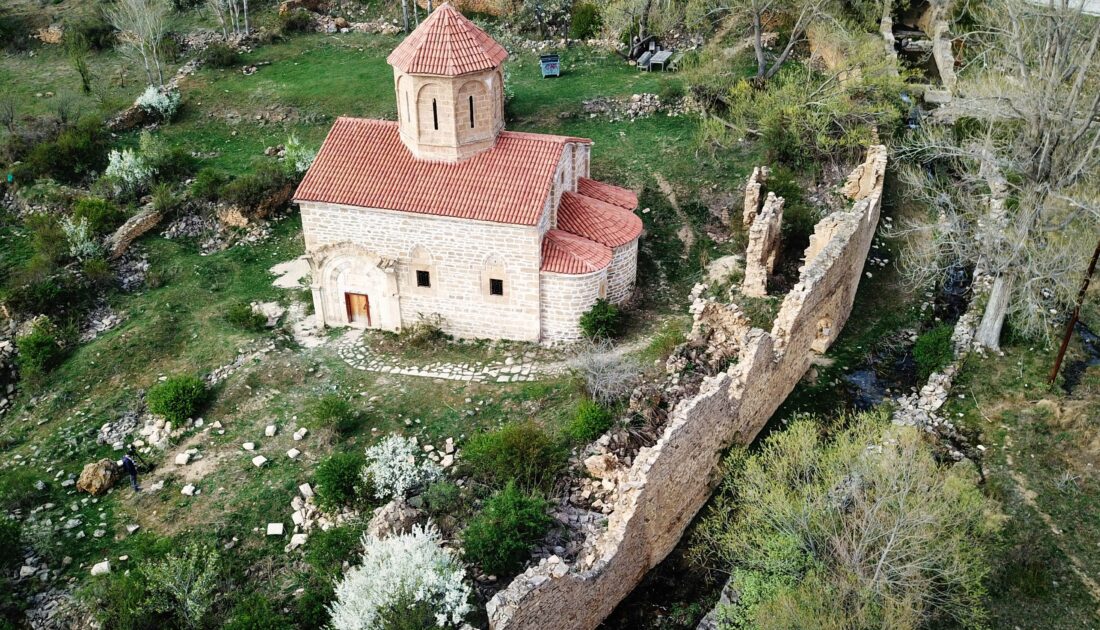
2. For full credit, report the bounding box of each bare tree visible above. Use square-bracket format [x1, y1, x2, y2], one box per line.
[893, 0, 1100, 349]
[205, 0, 250, 40]
[107, 0, 171, 87]
[686, 0, 833, 82]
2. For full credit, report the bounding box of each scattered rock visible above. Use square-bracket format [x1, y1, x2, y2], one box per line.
[90, 561, 110, 576]
[76, 460, 120, 496]
[366, 499, 422, 539]
[266, 522, 284, 536]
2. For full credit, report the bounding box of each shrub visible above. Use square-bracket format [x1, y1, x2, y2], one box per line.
[142, 543, 221, 629]
[136, 86, 182, 122]
[364, 435, 442, 501]
[311, 395, 361, 436]
[658, 82, 685, 102]
[315, 452, 367, 511]
[579, 298, 623, 339]
[151, 182, 183, 216]
[73, 197, 126, 235]
[61, 216, 101, 261]
[422, 480, 462, 517]
[146, 374, 209, 423]
[284, 133, 316, 174]
[398, 313, 446, 348]
[0, 518, 21, 569]
[692, 411, 1002, 629]
[279, 9, 314, 33]
[104, 147, 154, 193]
[220, 162, 290, 209]
[3, 272, 93, 320]
[149, 146, 197, 184]
[462, 420, 566, 491]
[82, 257, 115, 290]
[914, 324, 954, 380]
[201, 41, 240, 68]
[224, 594, 294, 630]
[565, 399, 614, 443]
[18, 116, 109, 184]
[0, 9, 32, 52]
[91, 570, 157, 629]
[191, 168, 229, 202]
[225, 301, 267, 332]
[328, 524, 472, 630]
[578, 342, 639, 405]
[462, 482, 552, 576]
[16, 318, 67, 382]
[569, 3, 601, 39]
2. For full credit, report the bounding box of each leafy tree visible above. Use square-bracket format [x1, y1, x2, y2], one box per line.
[141, 544, 221, 629]
[692, 411, 1002, 629]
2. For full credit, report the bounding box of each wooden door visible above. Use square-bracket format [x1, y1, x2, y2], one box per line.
[344, 293, 371, 326]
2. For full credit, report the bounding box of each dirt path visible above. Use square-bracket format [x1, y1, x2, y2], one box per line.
[653, 172, 696, 254]
[1004, 433, 1100, 609]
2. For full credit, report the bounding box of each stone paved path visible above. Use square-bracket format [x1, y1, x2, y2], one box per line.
[336, 331, 546, 383]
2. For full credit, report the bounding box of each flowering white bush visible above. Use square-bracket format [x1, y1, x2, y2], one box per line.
[104, 148, 154, 191]
[136, 85, 181, 121]
[364, 435, 442, 500]
[61, 216, 102, 260]
[329, 523, 473, 629]
[284, 133, 316, 174]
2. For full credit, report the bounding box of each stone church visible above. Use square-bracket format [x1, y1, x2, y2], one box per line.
[293, 3, 641, 342]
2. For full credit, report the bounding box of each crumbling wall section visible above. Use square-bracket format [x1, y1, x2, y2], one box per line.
[487, 145, 888, 630]
[106, 207, 163, 260]
[741, 166, 770, 227]
[741, 192, 784, 297]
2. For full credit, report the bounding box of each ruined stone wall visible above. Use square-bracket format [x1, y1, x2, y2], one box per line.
[741, 192, 784, 297]
[487, 146, 888, 630]
[106, 207, 163, 260]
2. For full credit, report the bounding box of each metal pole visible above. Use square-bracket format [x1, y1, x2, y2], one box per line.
[1049, 238, 1100, 385]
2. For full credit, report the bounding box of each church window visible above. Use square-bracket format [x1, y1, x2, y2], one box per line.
[432, 99, 439, 130]
[469, 95, 475, 128]
[416, 270, 431, 288]
[489, 278, 504, 296]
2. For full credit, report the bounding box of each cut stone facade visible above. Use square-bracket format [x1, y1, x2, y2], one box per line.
[486, 146, 888, 630]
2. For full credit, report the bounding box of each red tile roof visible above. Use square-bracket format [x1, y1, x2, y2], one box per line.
[541, 230, 612, 274]
[387, 3, 509, 76]
[557, 192, 643, 248]
[577, 177, 638, 210]
[293, 118, 591, 226]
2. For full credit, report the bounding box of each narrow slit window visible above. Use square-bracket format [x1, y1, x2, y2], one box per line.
[416, 270, 431, 288]
[432, 99, 438, 130]
[405, 92, 411, 122]
[489, 278, 504, 296]
[469, 95, 475, 128]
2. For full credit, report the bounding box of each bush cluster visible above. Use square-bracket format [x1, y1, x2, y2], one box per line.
[565, 399, 614, 443]
[314, 451, 368, 511]
[0, 518, 21, 569]
[201, 42, 240, 68]
[579, 298, 623, 339]
[225, 301, 268, 332]
[914, 324, 954, 380]
[279, 9, 314, 34]
[191, 167, 230, 202]
[569, 3, 601, 39]
[220, 162, 291, 210]
[462, 420, 566, 491]
[16, 318, 68, 383]
[147, 374, 209, 423]
[12, 117, 109, 185]
[311, 395, 361, 436]
[462, 482, 552, 576]
[63, 13, 115, 51]
[73, 197, 126, 235]
[224, 594, 294, 630]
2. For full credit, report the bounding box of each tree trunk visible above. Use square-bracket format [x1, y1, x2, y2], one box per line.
[401, 0, 410, 32]
[752, 12, 766, 78]
[975, 273, 1013, 350]
[243, 0, 250, 35]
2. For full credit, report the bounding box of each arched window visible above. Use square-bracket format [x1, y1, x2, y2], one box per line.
[432, 99, 439, 130]
[469, 95, 475, 128]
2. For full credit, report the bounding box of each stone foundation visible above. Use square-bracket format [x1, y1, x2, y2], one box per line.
[486, 146, 888, 630]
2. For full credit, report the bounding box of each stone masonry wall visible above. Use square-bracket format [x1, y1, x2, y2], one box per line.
[741, 192, 784, 297]
[300, 201, 543, 341]
[106, 207, 163, 260]
[540, 269, 607, 343]
[741, 166, 769, 227]
[487, 146, 888, 630]
[606, 239, 639, 304]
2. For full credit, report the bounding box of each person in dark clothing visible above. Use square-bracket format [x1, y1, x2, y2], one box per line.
[121, 450, 141, 492]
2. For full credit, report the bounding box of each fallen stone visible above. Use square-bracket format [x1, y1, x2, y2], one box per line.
[243, 442, 256, 451]
[366, 499, 422, 539]
[288, 533, 308, 549]
[251, 456, 268, 468]
[76, 459, 120, 496]
[286, 448, 300, 459]
[266, 522, 284, 536]
[265, 424, 277, 437]
[90, 561, 110, 576]
[298, 483, 314, 498]
[174, 453, 190, 466]
[181, 484, 197, 496]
